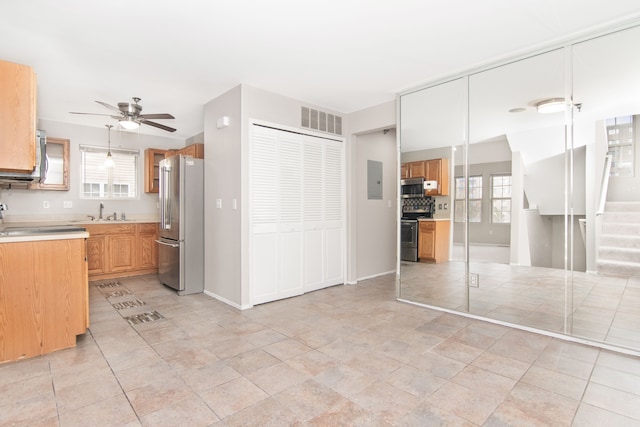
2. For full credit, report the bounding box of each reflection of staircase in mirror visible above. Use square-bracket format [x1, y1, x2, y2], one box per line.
[598, 202, 640, 276]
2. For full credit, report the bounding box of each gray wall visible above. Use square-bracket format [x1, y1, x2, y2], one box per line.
[0, 119, 184, 221]
[355, 129, 397, 280]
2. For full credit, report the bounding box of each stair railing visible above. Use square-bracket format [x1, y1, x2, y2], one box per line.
[596, 153, 613, 216]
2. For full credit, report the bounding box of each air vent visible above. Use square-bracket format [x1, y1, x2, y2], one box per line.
[301, 107, 343, 136]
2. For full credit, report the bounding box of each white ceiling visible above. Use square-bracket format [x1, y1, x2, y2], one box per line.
[1, 1, 640, 140]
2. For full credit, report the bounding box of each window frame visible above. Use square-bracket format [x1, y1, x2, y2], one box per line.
[79, 145, 140, 200]
[491, 174, 512, 224]
[454, 175, 482, 223]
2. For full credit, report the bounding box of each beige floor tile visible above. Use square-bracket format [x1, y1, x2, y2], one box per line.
[55, 374, 124, 414]
[223, 348, 280, 376]
[126, 376, 194, 417]
[262, 338, 313, 361]
[384, 364, 447, 398]
[58, 393, 139, 427]
[582, 382, 640, 420]
[199, 376, 268, 419]
[285, 349, 338, 376]
[246, 361, 310, 395]
[350, 380, 421, 424]
[573, 402, 640, 426]
[0, 392, 58, 426]
[179, 359, 242, 393]
[306, 399, 388, 426]
[223, 396, 302, 426]
[399, 402, 477, 427]
[520, 365, 588, 400]
[273, 379, 346, 421]
[313, 365, 378, 397]
[426, 381, 503, 425]
[471, 352, 530, 380]
[488, 382, 579, 426]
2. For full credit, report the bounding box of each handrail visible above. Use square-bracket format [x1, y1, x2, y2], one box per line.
[596, 153, 613, 216]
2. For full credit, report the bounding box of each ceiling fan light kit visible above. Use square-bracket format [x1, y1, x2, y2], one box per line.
[119, 118, 140, 130]
[70, 97, 177, 132]
[536, 98, 566, 114]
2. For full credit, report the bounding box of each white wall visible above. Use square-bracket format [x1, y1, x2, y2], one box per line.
[0, 119, 184, 221]
[355, 129, 397, 280]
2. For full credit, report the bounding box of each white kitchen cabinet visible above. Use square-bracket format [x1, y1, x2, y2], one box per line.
[250, 125, 344, 304]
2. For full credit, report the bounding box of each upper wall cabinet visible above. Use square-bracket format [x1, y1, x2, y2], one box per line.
[144, 148, 168, 193]
[29, 137, 69, 190]
[0, 60, 36, 172]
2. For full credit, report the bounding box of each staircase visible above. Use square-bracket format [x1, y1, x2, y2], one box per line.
[598, 201, 640, 277]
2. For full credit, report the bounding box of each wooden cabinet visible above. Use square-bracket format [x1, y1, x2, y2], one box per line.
[144, 148, 168, 193]
[401, 160, 426, 179]
[0, 237, 88, 363]
[401, 158, 449, 196]
[85, 222, 158, 280]
[166, 143, 204, 159]
[418, 220, 450, 263]
[138, 223, 158, 269]
[0, 60, 37, 173]
[425, 158, 449, 196]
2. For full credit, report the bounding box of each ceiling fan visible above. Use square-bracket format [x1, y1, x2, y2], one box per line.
[70, 97, 176, 132]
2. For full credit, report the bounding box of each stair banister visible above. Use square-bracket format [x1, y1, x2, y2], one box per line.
[596, 154, 613, 216]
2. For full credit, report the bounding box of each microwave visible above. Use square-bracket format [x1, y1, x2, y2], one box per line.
[0, 130, 47, 183]
[400, 177, 425, 198]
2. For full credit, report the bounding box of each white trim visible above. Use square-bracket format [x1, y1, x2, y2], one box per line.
[357, 269, 396, 282]
[204, 290, 253, 310]
[398, 298, 640, 357]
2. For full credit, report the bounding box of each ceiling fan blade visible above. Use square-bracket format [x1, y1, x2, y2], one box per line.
[69, 112, 114, 116]
[141, 120, 176, 132]
[139, 113, 175, 120]
[95, 100, 122, 114]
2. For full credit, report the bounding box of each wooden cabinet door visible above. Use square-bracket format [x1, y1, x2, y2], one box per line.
[401, 163, 409, 179]
[0, 60, 36, 172]
[144, 148, 167, 193]
[408, 161, 425, 178]
[418, 222, 436, 260]
[86, 235, 106, 275]
[109, 234, 136, 272]
[425, 158, 449, 196]
[138, 223, 158, 269]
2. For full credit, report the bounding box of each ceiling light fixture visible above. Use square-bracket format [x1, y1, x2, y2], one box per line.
[119, 117, 139, 130]
[105, 124, 115, 168]
[536, 98, 566, 114]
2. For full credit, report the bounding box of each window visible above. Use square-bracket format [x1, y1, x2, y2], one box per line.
[606, 115, 635, 177]
[491, 174, 512, 224]
[80, 145, 139, 199]
[454, 175, 482, 223]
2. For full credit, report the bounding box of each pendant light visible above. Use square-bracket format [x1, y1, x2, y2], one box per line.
[104, 124, 115, 168]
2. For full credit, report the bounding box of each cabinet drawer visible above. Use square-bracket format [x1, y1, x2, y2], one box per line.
[139, 223, 157, 234]
[420, 221, 436, 231]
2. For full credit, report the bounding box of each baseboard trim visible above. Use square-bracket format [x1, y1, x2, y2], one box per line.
[356, 270, 396, 282]
[203, 290, 253, 310]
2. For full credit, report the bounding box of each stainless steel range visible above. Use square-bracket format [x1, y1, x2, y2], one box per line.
[401, 197, 435, 262]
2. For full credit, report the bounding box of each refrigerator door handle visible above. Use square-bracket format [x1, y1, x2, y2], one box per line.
[155, 239, 180, 248]
[160, 164, 172, 230]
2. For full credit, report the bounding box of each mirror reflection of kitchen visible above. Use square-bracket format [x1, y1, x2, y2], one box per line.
[398, 23, 640, 353]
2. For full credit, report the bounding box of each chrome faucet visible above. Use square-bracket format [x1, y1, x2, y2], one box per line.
[99, 202, 104, 220]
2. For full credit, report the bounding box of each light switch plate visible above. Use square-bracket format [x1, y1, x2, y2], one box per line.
[63, 201, 72, 208]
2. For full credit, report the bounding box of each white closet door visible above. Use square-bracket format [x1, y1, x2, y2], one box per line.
[250, 127, 279, 303]
[250, 124, 344, 304]
[277, 133, 303, 298]
[303, 136, 325, 290]
[323, 140, 344, 285]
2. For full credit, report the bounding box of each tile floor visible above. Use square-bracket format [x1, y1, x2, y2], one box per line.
[2, 273, 640, 426]
[400, 260, 640, 351]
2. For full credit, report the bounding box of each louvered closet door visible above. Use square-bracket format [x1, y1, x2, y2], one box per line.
[277, 133, 303, 298]
[250, 127, 279, 303]
[250, 124, 344, 304]
[323, 139, 344, 285]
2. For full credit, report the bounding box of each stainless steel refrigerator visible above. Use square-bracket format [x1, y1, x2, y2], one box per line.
[157, 155, 204, 295]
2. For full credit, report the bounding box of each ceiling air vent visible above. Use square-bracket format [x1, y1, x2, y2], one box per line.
[301, 107, 342, 136]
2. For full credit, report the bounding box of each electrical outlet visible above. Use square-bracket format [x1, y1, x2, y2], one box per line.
[469, 273, 479, 288]
[43, 201, 50, 209]
[63, 201, 72, 208]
